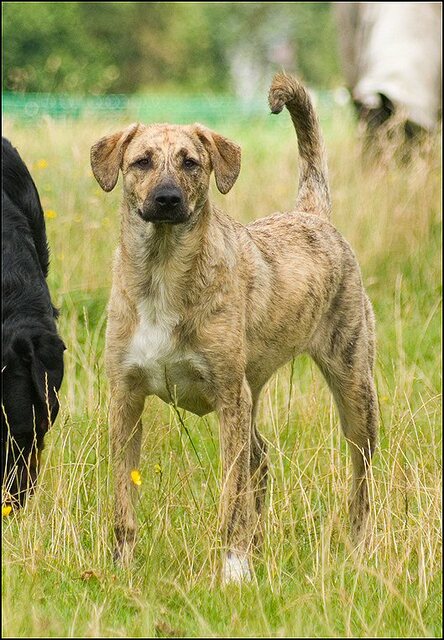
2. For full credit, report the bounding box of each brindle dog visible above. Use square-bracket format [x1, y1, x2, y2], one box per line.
[91, 73, 377, 583]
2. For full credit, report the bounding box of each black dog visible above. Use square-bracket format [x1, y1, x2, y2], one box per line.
[2, 137, 65, 507]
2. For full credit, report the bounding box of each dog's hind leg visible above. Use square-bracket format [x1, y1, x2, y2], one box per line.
[311, 313, 378, 546]
[250, 396, 268, 547]
[109, 387, 145, 566]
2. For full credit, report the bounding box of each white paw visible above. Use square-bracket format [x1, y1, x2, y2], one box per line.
[222, 551, 252, 584]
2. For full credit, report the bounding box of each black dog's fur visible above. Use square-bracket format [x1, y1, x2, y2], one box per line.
[1, 137, 65, 507]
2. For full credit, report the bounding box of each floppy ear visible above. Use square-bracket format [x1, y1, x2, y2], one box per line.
[30, 333, 65, 417]
[14, 333, 65, 425]
[90, 123, 140, 192]
[195, 126, 241, 194]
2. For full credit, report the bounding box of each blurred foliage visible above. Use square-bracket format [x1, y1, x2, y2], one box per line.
[2, 2, 342, 95]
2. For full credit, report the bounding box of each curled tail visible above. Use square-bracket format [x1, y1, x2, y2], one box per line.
[269, 73, 331, 219]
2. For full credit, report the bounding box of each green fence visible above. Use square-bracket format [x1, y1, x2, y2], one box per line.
[2, 90, 343, 125]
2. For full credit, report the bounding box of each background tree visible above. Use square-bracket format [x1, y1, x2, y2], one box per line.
[2, 2, 341, 94]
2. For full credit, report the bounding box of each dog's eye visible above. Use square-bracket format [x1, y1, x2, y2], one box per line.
[135, 158, 151, 169]
[183, 157, 198, 169]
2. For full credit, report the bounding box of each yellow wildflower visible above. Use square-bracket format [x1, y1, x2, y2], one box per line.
[2, 505, 12, 517]
[44, 210, 57, 219]
[130, 469, 142, 486]
[36, 159, 48, 170]
[154, 463, 162, 474]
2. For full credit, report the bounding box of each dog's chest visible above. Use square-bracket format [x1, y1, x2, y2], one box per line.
[126, 301, 212, 415]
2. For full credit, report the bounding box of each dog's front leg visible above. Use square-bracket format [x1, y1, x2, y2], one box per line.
[218, 378, 255, 584]
[109, 386, 145, 566]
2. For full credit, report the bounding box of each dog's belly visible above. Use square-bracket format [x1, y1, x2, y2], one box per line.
[148, 356, 213, 416]
[126, 317, 214, 416]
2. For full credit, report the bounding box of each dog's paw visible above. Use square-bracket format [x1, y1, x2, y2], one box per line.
[221, 551, 252, 585]
[113, 542, 134, 568]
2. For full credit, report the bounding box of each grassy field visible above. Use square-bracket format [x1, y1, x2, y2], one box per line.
[2, 107, 442, 638]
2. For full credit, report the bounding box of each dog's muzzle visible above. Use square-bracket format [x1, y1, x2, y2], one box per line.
[138, 184, 189, 224]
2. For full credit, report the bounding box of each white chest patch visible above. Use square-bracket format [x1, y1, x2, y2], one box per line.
[126, 300, 212, 415]
[129, 310, 177, 368]
[127, 300, 179, 387]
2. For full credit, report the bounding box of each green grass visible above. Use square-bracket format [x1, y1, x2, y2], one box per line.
[2, 109, 442, 638]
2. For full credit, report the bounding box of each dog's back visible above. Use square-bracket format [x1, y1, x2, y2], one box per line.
[2, 138, 65, 507]
[2, 138, 51, 278]
[2, 138, 59, 326]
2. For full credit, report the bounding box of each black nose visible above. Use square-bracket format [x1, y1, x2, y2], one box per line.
[154, 188, 182, 208]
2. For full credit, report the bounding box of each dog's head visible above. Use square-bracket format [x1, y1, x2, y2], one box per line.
[1, 330, 65, 507]
[90, 123, 241, 225]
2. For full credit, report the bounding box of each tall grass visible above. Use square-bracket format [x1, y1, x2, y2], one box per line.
[2, 109, 441, 637]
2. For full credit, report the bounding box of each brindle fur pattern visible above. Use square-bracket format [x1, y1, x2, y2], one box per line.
[91, 73, 377, 582]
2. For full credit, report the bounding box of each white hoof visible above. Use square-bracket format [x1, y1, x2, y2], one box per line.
[222, 551, 252, 584]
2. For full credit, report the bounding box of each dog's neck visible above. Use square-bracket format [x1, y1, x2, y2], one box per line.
[119, 199, 226, 313]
